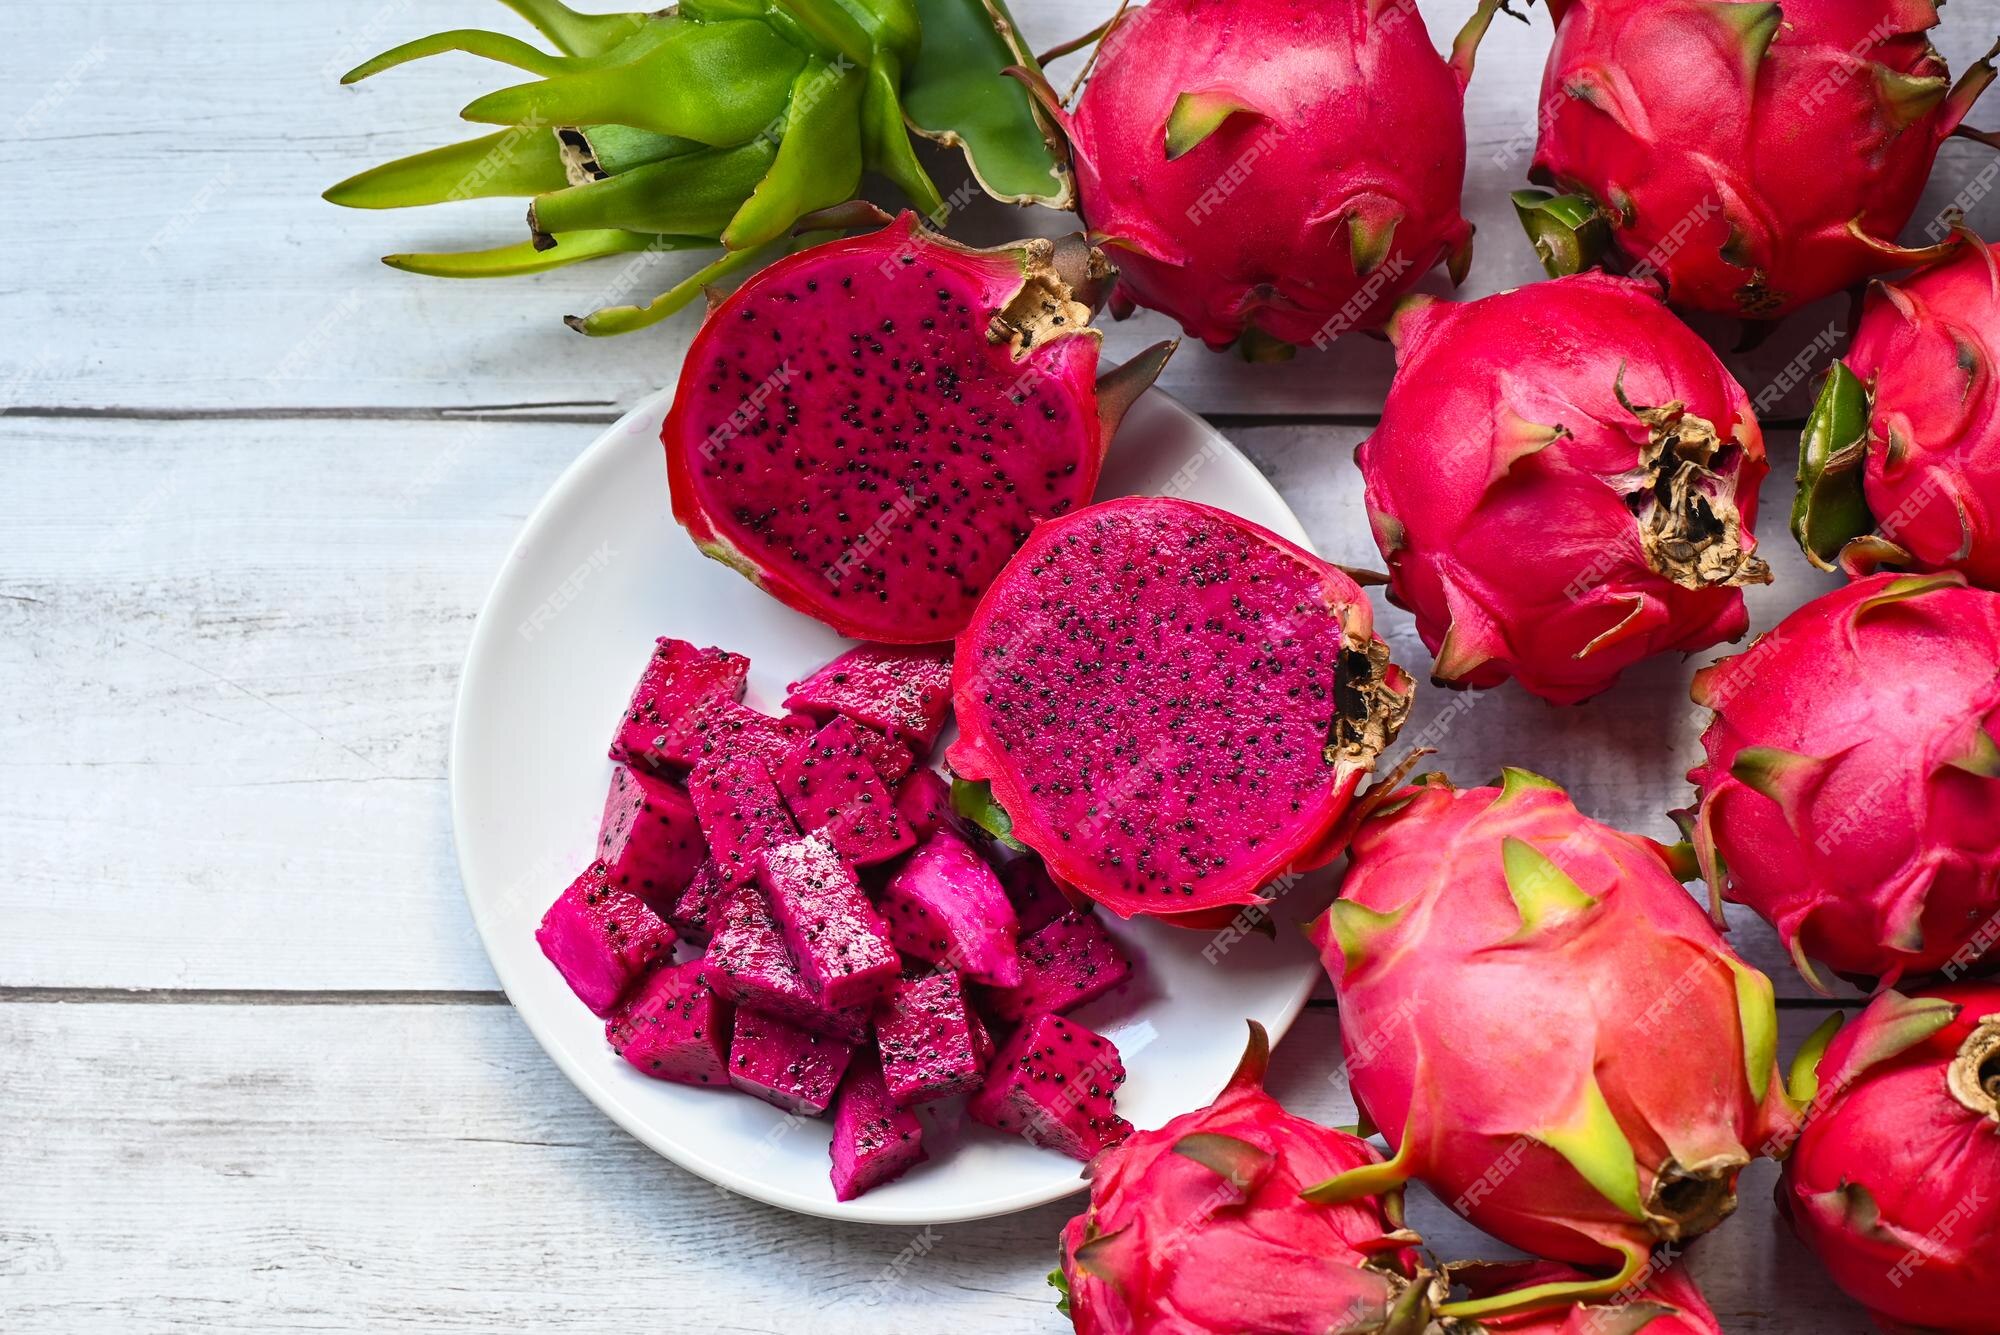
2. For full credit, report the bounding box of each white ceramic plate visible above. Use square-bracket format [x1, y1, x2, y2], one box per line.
[450, 384, 1328, 1224]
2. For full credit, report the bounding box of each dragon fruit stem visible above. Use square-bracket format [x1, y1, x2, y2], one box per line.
[1948, 1014, 2000, 1119]
[498, 0, 647, 57]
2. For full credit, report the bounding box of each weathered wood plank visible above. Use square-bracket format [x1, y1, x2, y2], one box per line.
[0, 1001, 1871, 1333]
[4, 0, 1999, 415]
[0, 414, 1855, 994]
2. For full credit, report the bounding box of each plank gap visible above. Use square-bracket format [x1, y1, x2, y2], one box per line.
[0, 986, 512, 1006]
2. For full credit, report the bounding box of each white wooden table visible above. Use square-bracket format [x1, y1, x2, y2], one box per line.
[10, 2, 1996, 1328]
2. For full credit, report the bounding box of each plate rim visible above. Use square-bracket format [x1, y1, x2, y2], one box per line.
[448, 382, 1324, 1224]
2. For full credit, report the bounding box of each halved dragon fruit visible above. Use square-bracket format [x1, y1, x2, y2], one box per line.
[536, 862, 677, 1017]
[829, 1052, 928, 1201]
[686, 755, 798, 890]
[948, 495, 1413, 924]
[607, 638, 748, 772]
[876, 828, 1021, 987]
[597, 764, 706, 913]
[605, 958, 732, 1088]
[774, 717, 915, 867]
[726, 1009, 854, 1116]
[662, 211, 1172, 642]
[665, 860, 729, 947]
[874, 970, 991, 1107]
[757, 833, 901, 1009]
[704, 883, 871, 1043]
[980, 912, 1131, 1024]
[970, 1013, 1131, 1161]
[785, 643, 955, 752]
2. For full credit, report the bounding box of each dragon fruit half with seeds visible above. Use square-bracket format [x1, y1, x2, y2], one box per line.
[1041, 0, 1507, 354]
[1781, 985, 2000, 1334]
[1684, 572, 2000, 990]
[949, 495, 1413, 925]
[1516, 0, 2000, 318]
[663, 210, 1172, 642]
[1309, 770, 1792, 1319]
[1058, 1021, 1435, 1334]
[1359, 273, 1771, 704]
[1795, 234, 2000, 587]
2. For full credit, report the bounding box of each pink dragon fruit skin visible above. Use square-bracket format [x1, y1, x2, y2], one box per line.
[1795, 235, 2000, 587]
[1447, 1260, 1724, 1334]
[1359, 274, 1771, 705]
[1685, 572, 2000, 989]
[1308, 770, 1793, 1317]
[977, 912, 1132, 1025]
[773, 717, 915, 867]
[785, 643, 954, 753]
[725, 1008, 854, 1117]
[756, 833, 900, 1009]
[607, 638, 748, 772]
[1781, 985, 2000, 1334]
[605, 958, 733, 1088]
[686, 755, 798, 891]
[829, 1051, 928, 1201]
[1059, 1022, 1433, 1335]
[1054, 0, 1502, 353]
[873, 969, 991, 1107]
[663, 211, 1171, 643]
[536, 862, 677, 1018]
[968, 1013, 1132, 1162]
[703, 883, 872, 1043]
[876, 828, 1022, 987]
[596, 764, 706, 914]
[1522, 0, 1999, 319]
[949, 496, 1414, 925]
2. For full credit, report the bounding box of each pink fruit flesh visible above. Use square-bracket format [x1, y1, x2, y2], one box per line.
[876, 828, 1021, 987]
[829, 1052, 928, 1201]
[969, 1013, 1131, 1162]
[726, 1008, 854, 1116]
[607, 638, 748, 772]
[892, 767, 956, 841]
[784, 642, 955, 751]
[536, 862, 676, 1018]
[704, 882, 872, 1043]
[1359, 273, 1769, 704]
[757, 833, 900, 1009]
[605, 958, 733, 1087]
[665, 859, 729, 946]
[949, 495, 1412, 921]
[597, 764, 706, 914]
[663, 213, 1112, 643]
[979, 912, 1131, 1024]
[774, 717, 915, 867]
[686, 756, 798, 890]
[1000, 857, 1078, 936]
[873, 970, 990, 1107]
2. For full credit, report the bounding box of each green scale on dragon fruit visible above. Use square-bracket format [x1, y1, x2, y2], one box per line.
[829, 1051, 928, 1202]
[705, 882, 871, 1043]
[607, 638, 748, 772]
[686, 754, 797, 890]
[874, 969, 994, 1108]
[876, 827, 1021, 987]
[979, 912, 1131, 1025]
[757, 833, 901, 1010]
[774, 716, 915, 867]
[536, 862, 676, 1017]
[605, 959, 732, 1088]
[785, 643, 955, 753]
[727, 1009, 854, 1117]
[597, 764, 706, 914]
[666, 860, 729, 947]
[969, 1013, 1131, 1162]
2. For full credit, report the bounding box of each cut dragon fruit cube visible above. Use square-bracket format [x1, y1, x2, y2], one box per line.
[829, 1052, 928, 1201]
[874, 970, 991, 1107]
[687, 756, 798, 890]
[666, 860, 730, 946]
[979, 912, 1132, 1023]
[605, 958, 733, 1087]
[877, 829, 1021, 987]
[775, 717, 915, 867]
[536, 862, 676, 1017]
[727, 1009, 854, 1116]
[598, 764, 706, 913]
[1000, 856, 1081, 937]
[705, 883, 871, 1043]
[785, 643, 954, 752]
[608, 638, 748, 772]
[758, 834, 901, 1009]
[969, 1014, 1131, 1162]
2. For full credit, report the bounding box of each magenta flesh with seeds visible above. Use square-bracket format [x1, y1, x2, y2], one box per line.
[876, 828, 1022, 987]
[727, 1008, 855, 1116]
[757, 833, 901, 1009]
[774, 717, 915, 867]
[704, 882, 871, 1043]
[536, 862, 677, 1018]
[786, 642, 956, 751]
[829, 1051, 929, 1201]
[968, 1013, 1132, 1162]
[978, 912, 1132, 1024]
[607, 638, 749, 772]
[874, 969, 993, 1107]
[605, 958, 733, 1087]
[686, 756, 798, 890]
[597, 764, 706, 914]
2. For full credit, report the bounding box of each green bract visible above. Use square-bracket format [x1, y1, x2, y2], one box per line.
[325, 0, 1068, 335]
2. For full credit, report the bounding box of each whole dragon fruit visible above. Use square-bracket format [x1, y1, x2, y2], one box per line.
[1030, 0, 1506, 354]
[1308, 770, 1792, 1319]
[1515, 0, 2000, 318]
[1795, 233, 2000, 587]
[663, 210, 1172, 642]
[949, 495, 1414, 926]
[1057, 1021, 1437, 1334]
[1781, 985, 2000, 1334]
[1358, 274, 1771, 704]
[1445, 1260, 1725, 1333]
[1684, 572, 2000, 990]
